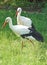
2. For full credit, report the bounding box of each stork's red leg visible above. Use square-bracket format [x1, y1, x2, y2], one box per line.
[27, 38, 34, 46]
[29, 40, 34, 46]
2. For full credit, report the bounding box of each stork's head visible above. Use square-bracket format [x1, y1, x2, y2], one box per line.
[16, 7, 22, 16]
[2, 17, 12, 28]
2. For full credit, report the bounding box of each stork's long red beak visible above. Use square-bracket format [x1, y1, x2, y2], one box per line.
[2, 21, 7, 28]
[16, 11, 18, 16]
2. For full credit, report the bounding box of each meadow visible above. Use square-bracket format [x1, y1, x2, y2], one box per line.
[0, 9, 47, 65]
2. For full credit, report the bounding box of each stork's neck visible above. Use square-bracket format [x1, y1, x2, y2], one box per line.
[17, 12, 21, 24]
[9, 19, 13, 29]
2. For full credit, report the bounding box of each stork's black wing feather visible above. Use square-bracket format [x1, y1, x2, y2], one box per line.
[21, 23, 44, 42]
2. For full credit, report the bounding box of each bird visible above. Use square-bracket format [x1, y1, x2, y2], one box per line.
[2, 17, 44, 48]
[16, 7, 34, 28]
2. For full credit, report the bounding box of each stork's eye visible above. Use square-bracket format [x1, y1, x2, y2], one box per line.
[17, 9, 20, 12]
[5, 19, 9, 22]
[18, 9, 20, 12]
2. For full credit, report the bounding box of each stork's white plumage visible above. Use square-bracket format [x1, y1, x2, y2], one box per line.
[16, 7, 32, 27]
[2, 17, 34, 39]
[2, 17, 43, 48]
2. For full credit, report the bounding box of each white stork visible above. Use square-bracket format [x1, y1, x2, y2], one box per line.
[16, 7, 35, 28]
[2, 17, 43, 48]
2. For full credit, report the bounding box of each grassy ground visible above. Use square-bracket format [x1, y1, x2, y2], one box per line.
[0, 9, 47, 65]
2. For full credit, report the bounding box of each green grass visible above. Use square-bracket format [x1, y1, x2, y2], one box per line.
[0, 9, 47, 65]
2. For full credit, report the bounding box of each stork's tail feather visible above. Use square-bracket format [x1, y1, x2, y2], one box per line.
[31, 31, 44, 42]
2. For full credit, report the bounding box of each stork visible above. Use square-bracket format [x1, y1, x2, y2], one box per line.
[2, 17, 44, 48]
